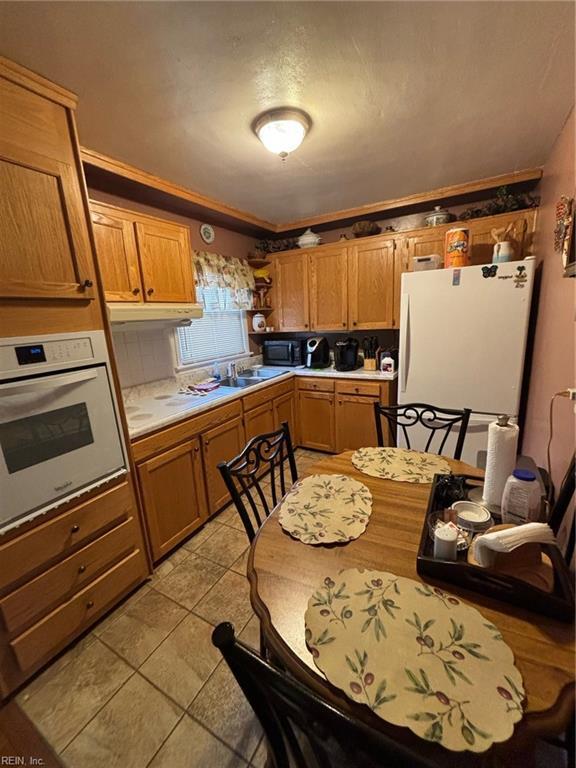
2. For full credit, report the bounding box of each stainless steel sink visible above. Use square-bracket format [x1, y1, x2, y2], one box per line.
[219, 377, 259, 389]
[240, 368, 283, 379]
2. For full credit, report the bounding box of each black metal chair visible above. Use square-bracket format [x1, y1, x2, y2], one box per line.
[374, 402, 472, 460]
[548, 453, 575, 566]
[218, 421, 298, 543]
[212, 622, 440, 768]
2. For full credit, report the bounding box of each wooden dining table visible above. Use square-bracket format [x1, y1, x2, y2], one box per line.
[247, 451, 575, 767]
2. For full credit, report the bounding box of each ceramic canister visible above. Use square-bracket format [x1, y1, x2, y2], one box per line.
[444, 227, 470, 268]
[252, 313, 266, 332]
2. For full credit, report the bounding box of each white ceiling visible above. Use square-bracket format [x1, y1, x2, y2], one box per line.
[0, 2, 573, 224]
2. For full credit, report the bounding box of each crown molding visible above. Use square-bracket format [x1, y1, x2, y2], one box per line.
[81, 147, 542, 238]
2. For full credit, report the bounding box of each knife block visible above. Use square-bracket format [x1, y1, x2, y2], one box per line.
[363, 359, 377, 371]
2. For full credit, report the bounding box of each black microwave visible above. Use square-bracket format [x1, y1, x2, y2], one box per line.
[262, 339, 305, 367]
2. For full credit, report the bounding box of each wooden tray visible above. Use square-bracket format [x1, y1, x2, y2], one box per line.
[416, 474, 575, 622]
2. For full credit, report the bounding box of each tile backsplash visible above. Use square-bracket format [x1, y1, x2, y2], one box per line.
[112, 328, 175, 388]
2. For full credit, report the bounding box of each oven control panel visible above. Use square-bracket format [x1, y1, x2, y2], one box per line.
[0, 333, 103, 377]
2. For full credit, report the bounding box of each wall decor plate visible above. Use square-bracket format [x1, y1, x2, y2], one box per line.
[199, 223, 215, 244]
[352, 447, 451, 483]
[305, 568, 524, 752]
[277, 474, 372, 544]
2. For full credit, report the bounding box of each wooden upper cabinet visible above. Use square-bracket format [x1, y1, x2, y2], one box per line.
[135, 220, 195, 303]
[0, 75, 95, 300]
[90, 205, 142, 301]
[467, 214, 529, 265]
[407, 230, 446, 261]
[309, 247, 348, 331]
[89, 201, 196, 304]
[348, 238, 395, 330]
[275, 252, 310, 331]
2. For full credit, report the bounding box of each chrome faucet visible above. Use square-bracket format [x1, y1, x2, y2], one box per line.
[227, 362, 237, 379]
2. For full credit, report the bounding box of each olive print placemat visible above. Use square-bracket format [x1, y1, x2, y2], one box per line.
[352, 447, 451, 483]
[277, 474, 372, 544]
[305, 568, 524, 752]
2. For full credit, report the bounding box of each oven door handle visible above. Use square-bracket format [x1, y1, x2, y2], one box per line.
[0, 368, 99, 395]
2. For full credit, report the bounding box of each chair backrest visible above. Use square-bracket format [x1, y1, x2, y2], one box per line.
[548, 453, 575, 565]
[212, 622, 440, 768]
[218, 421, 297, 542]
[374, 402, 472, 460]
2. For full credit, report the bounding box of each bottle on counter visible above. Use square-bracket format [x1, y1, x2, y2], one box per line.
[501, 469, 541, 525]
[380, 355, 395, 375]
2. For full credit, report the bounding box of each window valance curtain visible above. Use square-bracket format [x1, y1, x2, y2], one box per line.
[194, 250, 254, 311]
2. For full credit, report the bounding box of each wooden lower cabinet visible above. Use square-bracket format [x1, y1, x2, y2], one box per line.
[137, 438, 207, 561]
[335, 394, 379, 452]
[244, 401, 274, 443]
[202, 416, 246, 515]
[298, 390, 335, 452]
[0, 479, 148, 697]
[273, 390, 297, 444]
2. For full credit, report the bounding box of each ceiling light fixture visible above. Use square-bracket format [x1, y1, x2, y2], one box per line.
[253, 108, 311, 159]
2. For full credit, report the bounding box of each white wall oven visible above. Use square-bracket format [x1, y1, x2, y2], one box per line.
[0, 331, 127, 533]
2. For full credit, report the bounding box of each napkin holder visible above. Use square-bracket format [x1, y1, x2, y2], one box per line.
[416, 474, 575, 622]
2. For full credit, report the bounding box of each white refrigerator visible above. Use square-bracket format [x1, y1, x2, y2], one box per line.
[398, 260, 534, 467]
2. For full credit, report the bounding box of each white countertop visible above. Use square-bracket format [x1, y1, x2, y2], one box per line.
[126, 365, 397, 440]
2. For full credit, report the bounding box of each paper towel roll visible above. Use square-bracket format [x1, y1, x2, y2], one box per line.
[483, 416, 519, 507]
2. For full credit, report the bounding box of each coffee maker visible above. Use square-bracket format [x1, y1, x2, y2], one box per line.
[334, 337, 360, 371]
[305, 337, 330, 368]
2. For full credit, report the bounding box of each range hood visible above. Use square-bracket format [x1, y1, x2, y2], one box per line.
[107, 303, 203, 326]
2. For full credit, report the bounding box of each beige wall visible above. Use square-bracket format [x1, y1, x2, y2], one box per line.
[522, 110, 575, 492]
[88, 189, 256, 260]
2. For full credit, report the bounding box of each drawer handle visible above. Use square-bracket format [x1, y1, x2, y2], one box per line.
[71, 524, 80, 533]
[304, 323, 308, 328]
[352, 321, 357, 326]
[355, 387, 359, 393]
[194, 445, 200, 453]
[78, 564, 87, 574]
[147, 288, 155, 295]
[86, 600, 94, 609]
[82, 279, 93, 289]
[132, 287, 141, 295]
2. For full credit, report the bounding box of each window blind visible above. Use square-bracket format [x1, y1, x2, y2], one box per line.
[177, 310, 248, 366]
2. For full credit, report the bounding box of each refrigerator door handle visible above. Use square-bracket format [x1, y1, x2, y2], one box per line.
[400, 293, 410, 393]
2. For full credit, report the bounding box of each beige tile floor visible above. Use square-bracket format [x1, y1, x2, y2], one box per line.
[17, 448, 329, 768]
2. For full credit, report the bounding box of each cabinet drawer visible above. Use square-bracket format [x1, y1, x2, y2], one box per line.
[242, 378, 293, 412]
[335, 380, 381, 397]
[10, 549, 145, 673]
[0, 482, 133, 593]
[0, 517, 138, 636]
[131, 399, 242, 462]
[297, 377, 335, 393]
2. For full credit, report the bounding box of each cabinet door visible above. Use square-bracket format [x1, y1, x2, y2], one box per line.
[91, 206, 142, 302]
[298, 391, 335, 452]
[335, 394, 379, 452]
[138, 438, 207, 561]
[275, 251, 310, 331]
[348, 239, 395, 330]
[392, 237, 411, 329]
[244, 401, 274, 443]
[273, 391, 297, 445]
[201, 416, 246, 515]
[135, 221, 195, 303]
[0, 79, 95, 300]
[408, 230, 446, 261]
[309, 247, 348, 331]
[467, 214, 528, 265]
